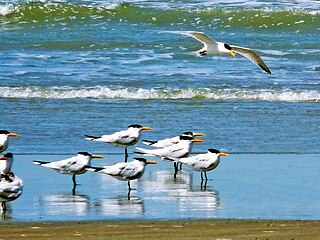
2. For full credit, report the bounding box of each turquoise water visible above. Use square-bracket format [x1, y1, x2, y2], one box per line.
[0, 0, 319, 221]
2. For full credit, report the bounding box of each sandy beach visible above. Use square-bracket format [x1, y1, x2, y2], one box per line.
[1, 220, 319, 239]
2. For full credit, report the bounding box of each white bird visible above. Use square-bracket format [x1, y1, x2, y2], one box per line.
[33, 152, 104, 192]
[0, 130, 20, 154]
[135, 135, 204, 178]
[171, 31, 271, 74]
[177, 148, 228, 183]
[142, 131, 205, 148]
[85, 124, 153, 162]
[86, 157, 157, 199]
[0, 172, 23, 218]
[0, 152, 14, 174]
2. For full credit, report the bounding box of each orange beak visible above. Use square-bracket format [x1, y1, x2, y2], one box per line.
[219, 152, 229, 157]
[92, 155, 104, 159]
[142, 126, 153, 131]
[147, 161, 157, 165]
[194, 132, 205, 137]
[8, 132, 20, 137]
[193, 138, 204, 143]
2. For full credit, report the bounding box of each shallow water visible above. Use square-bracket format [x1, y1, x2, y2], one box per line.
[0, 0, 319, 221]
[2, 153, 320, 221]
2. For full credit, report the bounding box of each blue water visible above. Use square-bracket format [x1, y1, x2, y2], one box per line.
[4, 153, 320, 221]
[0, 0, 319, 221]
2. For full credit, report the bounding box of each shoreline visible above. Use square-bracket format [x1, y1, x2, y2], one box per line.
[1, 219, 320, 239]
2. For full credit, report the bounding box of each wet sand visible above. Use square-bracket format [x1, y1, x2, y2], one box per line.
[1, 220, 319, 239]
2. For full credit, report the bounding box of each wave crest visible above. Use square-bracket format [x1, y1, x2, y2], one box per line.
[0, 86, 319, 102]
[1, 2, 318, 31]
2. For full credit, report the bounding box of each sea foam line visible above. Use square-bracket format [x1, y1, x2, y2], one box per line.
[0, 86, 319, 102]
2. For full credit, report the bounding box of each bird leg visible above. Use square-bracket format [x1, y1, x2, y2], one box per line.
[1, 202, 6, 218]
[199, 50, 207, 56]
[201, 172, 208, 191]
[72, 175, 78, 195]
[178, 162, 182, 171]
[125, 147, 128, 163]
[127, 181, 131, 200]
[173, 162, 178, 179]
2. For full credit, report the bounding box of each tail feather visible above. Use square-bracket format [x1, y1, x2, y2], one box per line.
[134, 147, 156, 156]
[85, 166, 105, 172]
[33, 160, 50, 166]
[134, 151, 146, 155]
[142, 140, 157, 146]
[84, 135, 99, 140]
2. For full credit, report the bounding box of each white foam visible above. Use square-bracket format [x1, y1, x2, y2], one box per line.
[0, 4, 16, 16]
[0, 86, 319, 102]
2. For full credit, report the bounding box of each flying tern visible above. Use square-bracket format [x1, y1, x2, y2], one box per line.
[85, 124, 153, 162]
[33, 152, 103, 192]
[0, 130, 20, 154]
[86, 157, 157, 199]
[171, 31, 271, 74]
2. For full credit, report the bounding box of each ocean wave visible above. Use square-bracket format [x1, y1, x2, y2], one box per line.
[0, 86, 319, 102]
[0, 2, 318, 31]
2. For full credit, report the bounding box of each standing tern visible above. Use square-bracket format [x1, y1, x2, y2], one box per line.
[171, 31, 271, 74]
[177, 148, 228, 189]
[0, 152, 14, 174]
[86, 157, 157, 199]
[33, 152, 104, 193]
[0, 130, 20, 153]
[142, 131, 205, 148]
[85, 124, 153, 162]
[0, 172, 23, 218]
[143, 131, 205, 172]
[135, 135, 204, 178]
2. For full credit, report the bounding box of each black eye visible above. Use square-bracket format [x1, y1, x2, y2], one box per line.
[224, 44, 232, 50]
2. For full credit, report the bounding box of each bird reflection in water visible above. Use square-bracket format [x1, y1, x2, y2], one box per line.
[39, 193, 90, 216]
[140, 170, 220, 216]
[94, 196, 144, 216]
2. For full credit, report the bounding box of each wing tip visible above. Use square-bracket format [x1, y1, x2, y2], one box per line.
[259, 64, 272, 74]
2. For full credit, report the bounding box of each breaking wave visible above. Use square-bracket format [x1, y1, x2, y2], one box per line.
[0, 86, 319, 102]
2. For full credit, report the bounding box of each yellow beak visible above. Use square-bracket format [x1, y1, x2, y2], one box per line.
[193, 138, 204, 143]
[219, 152, 229, 157]
[142, 126, 153, 131]
[92, 155, 104, 159]
[229, 51, 235, 57]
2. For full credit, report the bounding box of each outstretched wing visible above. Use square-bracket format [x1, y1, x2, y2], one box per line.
[230, 45, 271, 74]
[171, 31, 217, 45]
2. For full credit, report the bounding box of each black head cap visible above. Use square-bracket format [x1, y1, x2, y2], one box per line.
[0, 130, 10, 135]
[134, 157, 147, 163]
[128, 124, 143, 128]
[224, 43, 232, 51]
[3, 152, 13, 158]
[182, 132, 194, 136]
[208, 149, 221, 154]
[78, 152, 92, 156]
[179, 135, 194, 141]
